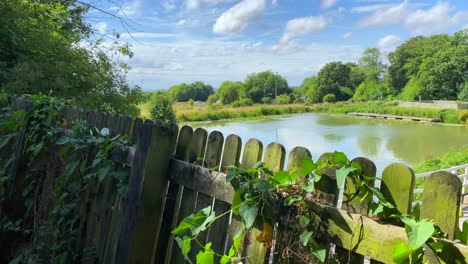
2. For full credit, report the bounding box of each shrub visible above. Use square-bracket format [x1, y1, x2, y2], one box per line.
[188, 98, 194, 106]
[150, 92, 176, 124]
[459, 110, 468, 123]
[458, 83, 468, 102]
[276, 94, 291, 104]
[231, 98, 253, 107]
[435, 109, 459, 123]
[207, 94, 218, 104]
[322, 94, 336, 103]
[261, 97, 273, 104]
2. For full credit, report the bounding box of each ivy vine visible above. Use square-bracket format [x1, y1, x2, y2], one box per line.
[0, 94, 130, 263]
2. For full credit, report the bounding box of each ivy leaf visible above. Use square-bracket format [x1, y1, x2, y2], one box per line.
[401, 218, 435, 249]
[300, 230, 314, 246]
[196, 242, 214, 264]
[255, 180, 275, 192]
[220, 256, 231, 264]
[301, 181, 314, 192]
[301, 156, 316, 176]
[175, 236, 192, 263]
[229, 229, 244, 257]
[226, 168, 238, 183]
[172, 206, 215, 237]
[96, 165, 112, 182]
[56, 136, 71, 145]
[392, 242, 411, 264]
[231, 190, 242, 215]
[368, 202, 384, 217]
[272, 171, 293, 185]
[332, 151, 348, 165]
[428, 241, 444, 253]
[456, 220, 468, 244]
[335, 166, 356, 189]
[310, 240, 327, 262]
[284, 195, 302, 206]
[298, 215, 310, 227]
[240, 204, 258, 229]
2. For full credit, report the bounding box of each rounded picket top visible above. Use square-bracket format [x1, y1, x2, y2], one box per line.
[343, 157, 377, 215]
[241, 138, 263, 169]
[287, 146, 311, 177]
[189, 127, 208, 164]
[220, 134, 242, 172]
[174, 125, 193, 161]
[381, 163, 415, 216]
[263, 142, 286, 172]
[421, 171, 462, 239]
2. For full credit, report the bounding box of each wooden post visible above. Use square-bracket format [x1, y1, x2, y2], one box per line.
[421, 171, 461, 240]
[115, 122, 178, 264]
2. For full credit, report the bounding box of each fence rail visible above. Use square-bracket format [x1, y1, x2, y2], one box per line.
[3, 97, 468, 263]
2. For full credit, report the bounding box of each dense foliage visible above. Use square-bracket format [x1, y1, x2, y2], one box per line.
[167, 82, 214, 102]
[244, 71, 290, 103]
[150, 91, 176, 125]
[217, 81, 245, 105]
[0, 95, 129, 262]
[0, 0, 144, 116]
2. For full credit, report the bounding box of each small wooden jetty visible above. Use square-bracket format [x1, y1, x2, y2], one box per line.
[348, 112, 441, 122]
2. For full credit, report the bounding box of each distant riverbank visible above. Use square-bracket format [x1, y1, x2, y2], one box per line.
[139, 101, 468, 124]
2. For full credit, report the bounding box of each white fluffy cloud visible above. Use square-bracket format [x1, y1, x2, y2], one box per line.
[187, 0, 237, 10]
[321, 0, 339, 9]
[213, 0, 266, 34]
[358, 1, 410, 27]
[342, 32, 353, 40]
[404, 2, 468, 35]
[279, 16, 328, 44]
[94, 22, 107, 34]
[377, 34, 401, 49]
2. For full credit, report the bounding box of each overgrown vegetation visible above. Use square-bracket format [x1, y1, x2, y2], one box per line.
[0, 95, 129, 262]
[172, 151, 466, 263]
[0, 0, 143, 116]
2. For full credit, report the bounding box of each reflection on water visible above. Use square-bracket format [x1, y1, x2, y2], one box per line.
[189, 113, 468, 173]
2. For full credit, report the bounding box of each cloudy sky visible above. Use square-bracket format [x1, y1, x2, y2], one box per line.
[88, 0, 468, 91]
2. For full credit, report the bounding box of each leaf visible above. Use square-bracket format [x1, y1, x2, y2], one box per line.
[231, 190, 242, 215]
[401, 218, 435, 249]
[310, 240, 327, 262]
[256, 222, 273, 245]
[272, 171, 292, 185]
[240, 204, 258, 229]
[300, 230, 314, 246]
[350, 161, 362, 174]
[255, 180, 275, 192]
[332, 151, 348, 165]
[335, 166, 356, 189]
[196, 243, 214, 264]
[456, 220, 468, 244]
[392, 242, 411, 264]
[96, 165, 112, 182]
[301, 181, 314, 192]
[253, 161, 264, 169]
[428, 241, 443, 253]
[175, 236, 192, 263]
[226, 168, 238, 183]
[284, 195, 302, 206]
[229, 229, 244, 257]
[220, 256, 231, 264]
[368, 203, 384, 217]
[172, 206, 215, 237]
[298, 215, 310, 227]
[301, 156, 316, 176]
[56, 136, 71, 145]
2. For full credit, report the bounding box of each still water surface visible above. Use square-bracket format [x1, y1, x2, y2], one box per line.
[190, 113, 468, 173]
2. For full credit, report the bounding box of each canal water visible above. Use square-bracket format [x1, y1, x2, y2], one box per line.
[189, 113, 468, 173]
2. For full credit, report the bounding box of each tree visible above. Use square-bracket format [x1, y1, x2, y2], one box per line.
[313, 62, 355, 102]
[387, 34, 450, 94]
[168, 82, 214, 102]
[150, 91, 176, 124]
[216, 81, 245, 105]
[418, 43, 468, 100]
[0, 0, 143, 116]
[244, 71, 289, 103]
[359, 48, 385, 81]
[275, 94, 291, 104]
[352, 48, 386, 101]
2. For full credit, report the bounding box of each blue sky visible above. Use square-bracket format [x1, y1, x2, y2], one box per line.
[86, 0, 468, 91]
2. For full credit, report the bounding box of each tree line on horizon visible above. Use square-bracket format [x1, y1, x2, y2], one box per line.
[153, 28, 467, 106]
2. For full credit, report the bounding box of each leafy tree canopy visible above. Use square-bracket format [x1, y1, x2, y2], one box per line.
[216, 81, 245, 105]
[0, 0, 144, 116]
[244, 71, 289, 103]
[168, 81, 214, 102]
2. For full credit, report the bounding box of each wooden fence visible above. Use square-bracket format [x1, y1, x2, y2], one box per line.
[4, 98, 468, 263]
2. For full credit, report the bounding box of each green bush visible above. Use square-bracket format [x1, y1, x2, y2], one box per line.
[435, 109, 459, 123]
[150, 92, 176, 124]
[207, 94, 218, 104]
[459, 110, 468, 123]
[261, 97, 273, 104]
[276, 94, 291, 104]
[231, 98, 253, 107]
[322, 94, 336, 103]
[188, 98, 194, 106]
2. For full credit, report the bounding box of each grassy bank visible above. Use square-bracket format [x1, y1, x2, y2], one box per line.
[413, 148, 468, 174]
[139, 100, 468, 124]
